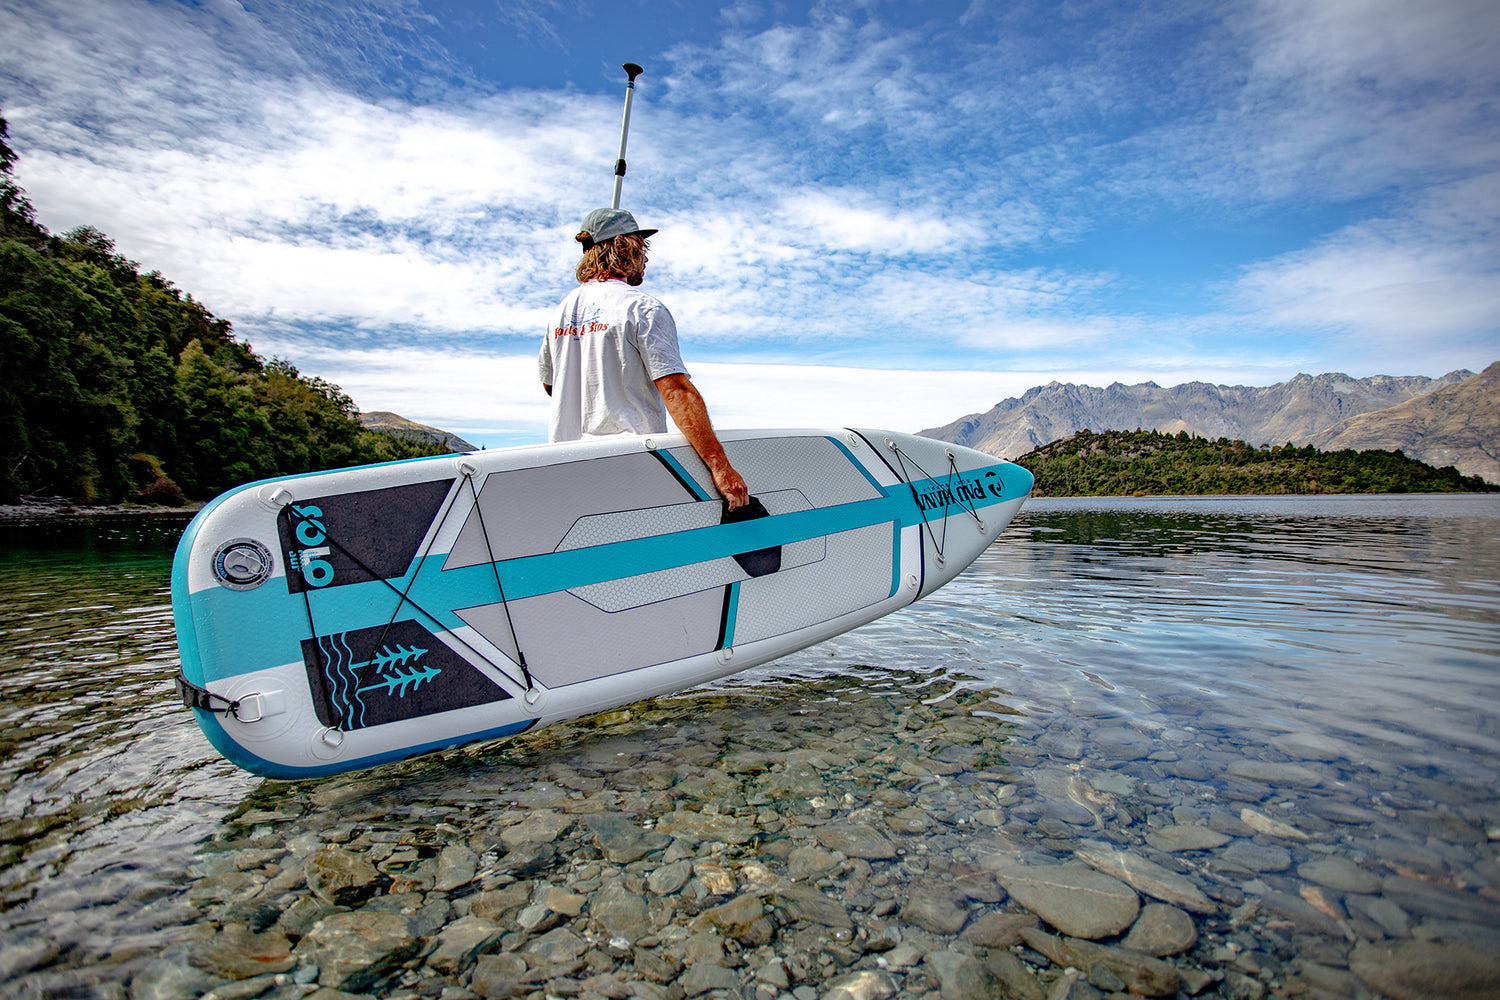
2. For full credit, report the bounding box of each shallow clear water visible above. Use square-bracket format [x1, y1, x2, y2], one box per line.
[751, 496, 1500, 777]
[858, 496, 1500, 776]
[1, 496, 1497, 995]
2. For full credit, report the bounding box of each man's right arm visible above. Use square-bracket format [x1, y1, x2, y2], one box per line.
[654, 373, 749, 510]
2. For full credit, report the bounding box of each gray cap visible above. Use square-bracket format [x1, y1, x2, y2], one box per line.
[578, 207, 658, 250]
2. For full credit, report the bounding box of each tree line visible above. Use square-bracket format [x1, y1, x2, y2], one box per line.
[1015, 429, 1496, 497]
[0, 116, 446, 505]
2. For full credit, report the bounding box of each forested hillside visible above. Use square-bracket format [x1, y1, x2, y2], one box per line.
[0, 117, 444, 504]
[1016, 429, 1496, 497]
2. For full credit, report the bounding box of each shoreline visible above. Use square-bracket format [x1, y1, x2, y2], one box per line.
[0, 497, 205, 522]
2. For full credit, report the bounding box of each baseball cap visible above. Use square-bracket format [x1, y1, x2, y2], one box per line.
[578, 207, 658, 250]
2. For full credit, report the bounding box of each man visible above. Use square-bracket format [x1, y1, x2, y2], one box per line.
[540, 207, 749, 510]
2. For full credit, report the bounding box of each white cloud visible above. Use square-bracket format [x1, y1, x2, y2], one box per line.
[690, 361, 1047, 435]
[668, 13, 937, 134]
[1165, 0, 1500, 203]
[774, 190, 980, 254]
[17, 82, 622, 334]
[1246, 0, 1499, 90]
[270, 345, 550, 445]
[8, 5, 1043, 358]
[1229, 173, 1500, 357]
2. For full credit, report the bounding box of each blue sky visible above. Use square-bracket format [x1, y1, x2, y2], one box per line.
[2, 0, 1497, 448]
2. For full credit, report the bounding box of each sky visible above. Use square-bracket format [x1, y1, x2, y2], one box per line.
[2, 0, 1497, 449]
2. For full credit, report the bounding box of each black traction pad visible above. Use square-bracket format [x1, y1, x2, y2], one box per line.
[302, 619, 511, 730]
[279, 478, 454, 593]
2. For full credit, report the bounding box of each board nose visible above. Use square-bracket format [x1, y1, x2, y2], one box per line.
[855, 430, 1032, 597]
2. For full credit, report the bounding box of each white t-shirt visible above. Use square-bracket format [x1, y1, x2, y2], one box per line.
[539, 279, 688, 442]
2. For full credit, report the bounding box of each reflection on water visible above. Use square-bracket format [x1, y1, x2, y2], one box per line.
[1, 496, 1498, 996]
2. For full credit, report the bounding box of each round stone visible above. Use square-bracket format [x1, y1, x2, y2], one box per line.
[1122, 903, 1199, 956]
[1298, 856, 1382, 894]
[1146, 825, 1232, 853]
[986, 862, 1140, 939]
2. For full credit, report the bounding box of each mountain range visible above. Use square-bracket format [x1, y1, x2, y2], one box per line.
[1306, 362, 1500, 484]
[359, 411, 477, 453]
[921, 362, 1500, 485]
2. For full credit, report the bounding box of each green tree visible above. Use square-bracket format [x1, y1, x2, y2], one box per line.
[0, 242, 141, 499]
[173, 339, 273, 497]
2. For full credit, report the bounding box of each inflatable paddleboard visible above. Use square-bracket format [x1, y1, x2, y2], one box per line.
[172, 429, 1032, 778]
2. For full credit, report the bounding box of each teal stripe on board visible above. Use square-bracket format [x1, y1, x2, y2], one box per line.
[193, 707, 535, 780]
[653, 449, 714, 501]
[826, 436, 889, 493]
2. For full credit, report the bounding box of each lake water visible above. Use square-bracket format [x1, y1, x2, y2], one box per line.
[1, 496, 1497, 999]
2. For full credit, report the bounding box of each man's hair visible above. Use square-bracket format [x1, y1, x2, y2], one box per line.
[576, 232, 649, 285]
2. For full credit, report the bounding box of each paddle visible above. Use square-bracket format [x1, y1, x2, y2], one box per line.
[611, 62, 645, 209]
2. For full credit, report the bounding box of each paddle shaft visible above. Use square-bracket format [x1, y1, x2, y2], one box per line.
[611, 63, 644, 209]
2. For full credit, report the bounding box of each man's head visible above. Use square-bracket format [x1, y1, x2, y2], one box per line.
[575, 208, 657, 285]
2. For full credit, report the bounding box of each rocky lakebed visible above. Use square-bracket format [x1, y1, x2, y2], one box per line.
[27, 670, 1490, 1000]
